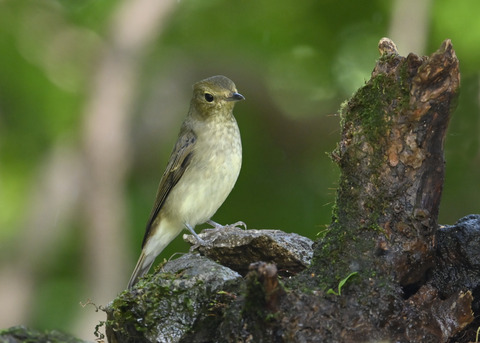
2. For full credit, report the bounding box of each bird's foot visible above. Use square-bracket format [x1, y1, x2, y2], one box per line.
[187, 233, 207, 253]
[189, 241, 203, 253]
[185, 223, 206, 246]
[207, 220, 247, 231]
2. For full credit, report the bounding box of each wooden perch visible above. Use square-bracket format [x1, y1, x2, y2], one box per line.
[104, 38, 476, 343]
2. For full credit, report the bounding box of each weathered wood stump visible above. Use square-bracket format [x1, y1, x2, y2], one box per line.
[105, 38, 477, 343]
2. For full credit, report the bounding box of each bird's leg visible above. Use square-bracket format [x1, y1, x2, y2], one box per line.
[185, 223, 206, 245]
[207, 220, 247, 230]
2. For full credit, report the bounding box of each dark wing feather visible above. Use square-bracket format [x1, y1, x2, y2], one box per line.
[141, 129, 197, 247]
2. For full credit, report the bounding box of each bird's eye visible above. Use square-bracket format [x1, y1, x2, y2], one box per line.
[204, 93, 214, 102]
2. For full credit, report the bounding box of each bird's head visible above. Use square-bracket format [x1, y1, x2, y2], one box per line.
[191, 75, 245, 117]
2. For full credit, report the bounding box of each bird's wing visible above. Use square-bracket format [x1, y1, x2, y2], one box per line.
[141, 129, 197, 247]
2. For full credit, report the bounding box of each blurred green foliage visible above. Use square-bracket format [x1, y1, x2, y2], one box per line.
[0, 0, 479, 336]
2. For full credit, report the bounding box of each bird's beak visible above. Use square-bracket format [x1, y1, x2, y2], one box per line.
[226, 92, 245, 102]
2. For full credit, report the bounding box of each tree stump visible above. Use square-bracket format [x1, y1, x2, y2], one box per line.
[105, 38, 476, 343]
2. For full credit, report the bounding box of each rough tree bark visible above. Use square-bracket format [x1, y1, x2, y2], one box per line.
[104, 39, 478, 343]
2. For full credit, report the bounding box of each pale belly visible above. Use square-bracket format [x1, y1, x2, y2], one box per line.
[163, 126, 242, 227]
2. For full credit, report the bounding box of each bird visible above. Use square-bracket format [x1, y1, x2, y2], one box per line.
[128, 75, 245, 289]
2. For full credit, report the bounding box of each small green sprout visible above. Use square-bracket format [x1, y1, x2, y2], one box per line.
[327, 272, 358, 296]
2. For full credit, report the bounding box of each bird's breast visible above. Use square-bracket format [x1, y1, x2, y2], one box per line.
[165, 120, 242, 226]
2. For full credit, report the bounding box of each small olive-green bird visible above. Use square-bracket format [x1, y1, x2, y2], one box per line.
[128, 75, 245, 289]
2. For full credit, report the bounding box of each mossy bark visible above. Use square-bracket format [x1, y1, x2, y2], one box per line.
[314, 38, 459, 289]
[280, 38, 469, 343]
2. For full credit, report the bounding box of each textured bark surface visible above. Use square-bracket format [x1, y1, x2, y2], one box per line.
[104, 39, 477, 343]
[324, 37, 459, 288]
[0, 326, 88, 343]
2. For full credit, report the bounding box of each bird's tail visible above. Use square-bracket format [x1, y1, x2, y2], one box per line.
[127, 251, 155, 289]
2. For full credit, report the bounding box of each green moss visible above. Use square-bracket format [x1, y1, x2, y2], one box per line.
[106, 272, 208, 339]
[314, 58, 414, 292]
[332, 63, 411, 224]
[339, 62, 410, 152]
[243, 271, 266, 318]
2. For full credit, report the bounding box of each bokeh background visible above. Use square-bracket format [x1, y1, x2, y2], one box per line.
[0, 0, 479, 340]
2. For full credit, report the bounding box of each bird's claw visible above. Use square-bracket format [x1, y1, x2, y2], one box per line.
[227, 221, 247, 230]
[188, 236, 207, 252]
[207, 220, 247, 231]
